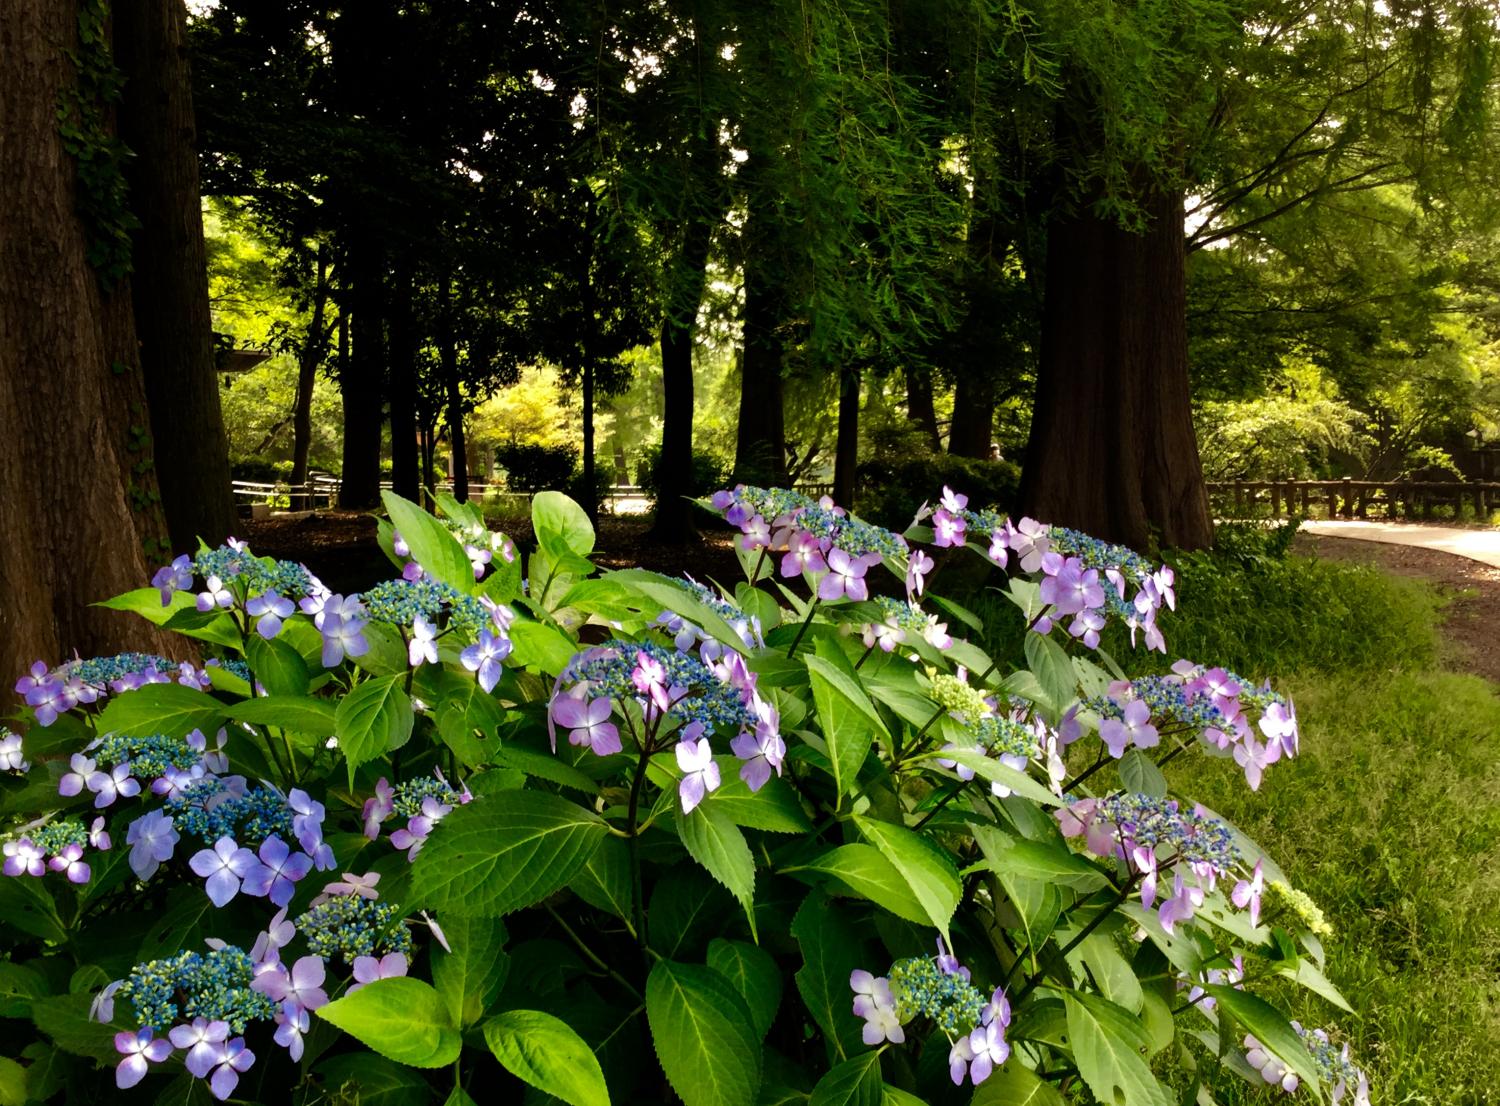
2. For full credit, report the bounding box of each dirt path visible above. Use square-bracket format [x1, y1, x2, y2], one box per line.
[1301, 519, 1500, 569]
[1293, 533, 1500, 683]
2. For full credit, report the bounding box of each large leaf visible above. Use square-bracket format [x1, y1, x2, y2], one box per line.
[677, 803, 755, 906]
[431, 914, 509, 1028]
[335, 675, 414, 784]
[383, 489, 476, 593]
[96, 588, 241, 648]
[484, 1009, 610, 1106]
[968, 831, 1107, 892]
[1118, 749, 1168, 798]
[568, 834, 633, 925]
[407, 790, 607, 916]
[796, 844, 928, 926]
[853, 816, 960, 941]
[225, 695, 337, 737]
[791, 891, 867, 1062]
[707, 938, 783, 1041]
[248, 634, 311, 696]
[607, 569, 751, 655]
[533, 490, 596, 558]
[806, 656, 875, 800]
[511, 620, 582, 676]
[1062, 992, 1173, 1106]
[934, 749, 1062, 806]
[646, 960, 761, 1106]
[317, 1052, 436, 1106]
[1203, 985, 1324, 1098]
[1024, 632, 1077, 714]
[708, 760, 812, 833]
[97, 684, 225, 740]
[807, 1052, 883, 1106]
[970, 1062, 1068, 1105]
[317, 977, 461, 1068]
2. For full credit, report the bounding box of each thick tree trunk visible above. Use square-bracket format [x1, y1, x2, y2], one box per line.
[388, 258, 419, 502]
[949, 373, 995, 458]
[0, 0, 182, 699]
[115, 0, 235, 553]
[905, 364, 942, 451]
[833, 367, 861, 508]
[289, 247, 329, 510]
[1018, 189, 1213, 551]
[439, 274, 467, 503]
[734, 208, 787, 486]
[649, 213, 715, 542]
[340, 235, 385, 509]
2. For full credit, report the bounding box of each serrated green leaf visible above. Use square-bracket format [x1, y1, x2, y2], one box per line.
[678, 803, 755, 905]
[317, 977, 461, 1068]
[484, 1009, 610, 1106]
[933, 748, 1062, 806]
[511, 620, 582, 676]
[97, 684, 226, 740]
[1119, 749, 1168, 798]
[1024, 631, 1077, 713]
[1063, 991, 1173, 1106]
[791, 891, 867, 1062]
[853, 816, 960, 941]
[707, 939, 782, 1041]
[225, 695, 337, 737]
[1203, 985, 1324, 1099]
[969, 1061, 1068, 1104]
[383, 489, 476, 593]
[807, 657, 875, 799]
[316, 1051, 433, 1105]
[967, 831, 1107, 891]
[431, 914, 509, 1028]
[533, 490, 596, 558]
[569, 834, 633, 924]
[336, 675, 413, 784]
[808, 1051, 882, 1106]
[248, 634, 311, 695]
[407, 790, 607, 916]
[647, 960, 761, 1106]
[796, 844, 928, 926]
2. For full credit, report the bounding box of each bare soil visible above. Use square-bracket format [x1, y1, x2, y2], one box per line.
[1293, 533, 1500, 683]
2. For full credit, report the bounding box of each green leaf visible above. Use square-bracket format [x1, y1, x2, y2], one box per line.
[933, 748, 1062, 806]
[882, 1087, 927, 1106]
[407, 789, 607, 916]
[511, 620, 583, 676]
[1118, 749, 1168, 798]
[496, 743, 599, 793]
[225, 695, 337, 737]
[808, 1052, 881, 1106]
[316, 1052, 434, 1105]
[0, 875, 66, 944]
[807, 658, 874, 799]
[248, 634, 311, 695]
[797, 844, 928, 926]
[0, 961, 46, 1018]
[969, 1061, 1068, 1105]
[0, 1057, 24, 1106]
[967, 831, 1107, 891]
[1277, 959, 1352, 1013]
[431, 915, 509, 1028]
[383, 489, 476, 593]
[708, 761, 812, 833]
[30, 993, 118, 1061]
[336, 675, 414, 785]
[1062, 992, 1173, 1106]
[317, 977, 461, 1068]
[607, 569, 752, 655]
[97, 684, 226, 740]
[1203, 985, 1324, 1096]
[646, 960, 761, 1106]
[791, 891, 867, 1061]
[97, 588, 241, 648]
[707, 939, 783, 1041]
[533, 490, 596, 558]
[678, 803, 755, 905]
[568, 834, 633, 924]
[484, 1009, 610, 1106]
[436, 681, 506, 769]
[1024, 632, 1077, 713]
[853, 816, 960, 941]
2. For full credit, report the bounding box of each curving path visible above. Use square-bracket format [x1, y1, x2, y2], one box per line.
[1300, 519, 1500, 570]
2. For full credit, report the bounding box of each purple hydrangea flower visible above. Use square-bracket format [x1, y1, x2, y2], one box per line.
[86, 763, 140, 809]
[552, 695, 621, 757]
[58, 753, 95, 797]
[676, 735, 721, 814]
[126, 809, 178, 880]
[207, 1037, 255, 1101]
[348, 952, 408, 994]
[273, 1000, 309, 1061]
[251, 955, 327, 1015]
[1231, 859, 1264, 926]
[849, 970, 904, 1045]
[1098, 699, 1159, 758]
[818, 548, 870, 602]
[460, 630, 512, 693]
[408, 615, 439, 667]
[241, 835, 313, 907]
[188, 836, 259, 907]
[246, 591, 295, 639]
[196, 575, 234, 613]
[2, 838, 44, 877]
[169, 1018, 230, 1079]
[47, 843, 90, 884]
[153, 554, 194, 605]
[321, 610, 370, 668]
[114, 1027, 172, 1089]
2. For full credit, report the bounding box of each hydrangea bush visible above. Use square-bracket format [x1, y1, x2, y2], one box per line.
[0, 486, 1368, 1105]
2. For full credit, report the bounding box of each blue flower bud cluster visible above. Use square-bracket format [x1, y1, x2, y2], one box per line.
[867, 596, 934, 638]
[94, 733, 199, 781]
[1297, 1023, 1367, 1091]
[565, 641, 757, 732]
[972, 714, 1041, 760]
[391, 776, 467, 820]
[193, 547, 311, 601]
[16, 819, 88, 856]
[1094, 793, 1240, 872]
[296, 896, 412, 964]
[1085, 677, 1232, 736]
[1049, 528, 1156, 588]
[168, 781, 293, 848]
[67, 653, 176, 689]
[888, 956, 987, 1038]
[362, 578, 486, 637]
[798, 504, 907, 561]
[117, 947, 278, 1033]
[211, 659, 254, 685]
[681, 578, 764, 649]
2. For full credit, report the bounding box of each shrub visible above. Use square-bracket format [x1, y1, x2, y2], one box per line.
[495, 441, 577, 492]
[636, 443, 729, 508]
[855, 454, 1020, 531]
[229, 456, 293, 484]
[1, 485, 1371, 1105]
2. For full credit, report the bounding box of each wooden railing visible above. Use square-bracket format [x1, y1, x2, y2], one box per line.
[1207, 478, 1500, 520]
[231, 480, 650, 514]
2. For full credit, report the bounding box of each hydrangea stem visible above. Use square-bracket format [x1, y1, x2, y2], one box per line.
[1013, 876, 1139, 1004]
[786, 598, 821, 657]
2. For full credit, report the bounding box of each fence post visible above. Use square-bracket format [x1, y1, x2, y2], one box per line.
[1234, 481, 1244, 514]
[1341, 477, 1353, 518]
[1299, 483, 1311, 516]
[1270, 482, 1281, 518]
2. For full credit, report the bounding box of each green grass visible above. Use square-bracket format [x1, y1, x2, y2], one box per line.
[962, 542, 1498, 1102]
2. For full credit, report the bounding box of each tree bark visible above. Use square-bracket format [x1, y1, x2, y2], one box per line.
[905, 364, 942, 451]
[734, 201, 787, 486]
[439, 272, 468, 502]
[949, 373, 995, 458]
[289, 246, 329, 510]
[0, 0, 182, 701]
[833, 367, 861, 508]
[339, 234, 385, 509]
[1017, 188, 1213, 551]
[115, 0, 235, 553]
[388, 257, 419, 503]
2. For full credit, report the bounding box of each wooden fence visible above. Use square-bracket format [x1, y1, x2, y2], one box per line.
[1207, 478, 1500, 520]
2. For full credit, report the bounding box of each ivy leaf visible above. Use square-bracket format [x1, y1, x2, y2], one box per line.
[1062, 991, 1173, 1106]
[807, 1051, 882, 1106]
[383, 490, 476, 593]
[852, 816, 960, 941]
[707, 938, 783, 1041]
[406, 790, 607, 916]
[97, 684, 225, 740]
[335, 676, 414, 785]
[430, 915, 509, 1028]
[317, 977, 460, 1068]
[677, 803, 755, 906]
[646, 960, 761, 1106]
[484, 1009, 610, 1106]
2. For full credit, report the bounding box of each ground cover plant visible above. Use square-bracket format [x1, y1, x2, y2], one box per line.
[0, 487, 1374, 1105]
